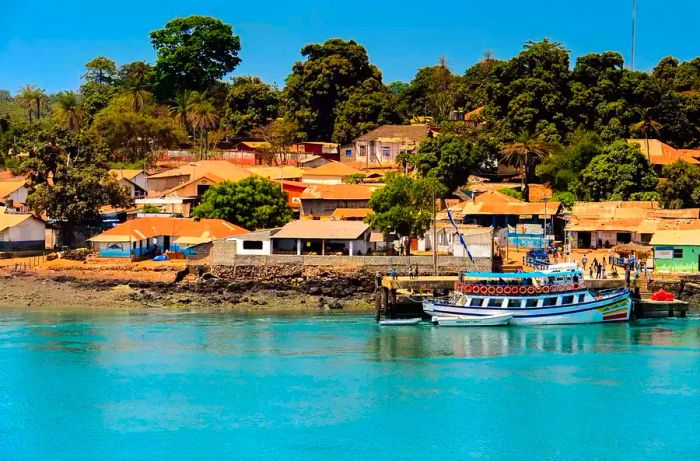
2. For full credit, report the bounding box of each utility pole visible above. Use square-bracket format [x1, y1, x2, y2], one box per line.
[432, 191, 437, 276]
[631, 0, 637, 70]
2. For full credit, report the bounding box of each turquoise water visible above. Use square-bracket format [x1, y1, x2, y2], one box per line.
[1, 313, 699, 460]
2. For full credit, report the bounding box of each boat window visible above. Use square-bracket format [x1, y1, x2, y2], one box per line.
[543, 297, 558, 307]
[487, 298, 503, 307]
[470, 298, 485, 307]
[578, 294, 586, 303]
[525, 298, 539, 308]
[507, 298, 522, 308]
[562, 295, 574, 305]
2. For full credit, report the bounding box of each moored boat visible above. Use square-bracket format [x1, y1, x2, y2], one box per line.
[432, 313, 513, 327]
[378, 318, 422, 326]
[423, 263, 631, 326]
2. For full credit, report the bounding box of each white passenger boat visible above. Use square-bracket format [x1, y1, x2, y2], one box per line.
[423, 263, 632, 326]
[378, 318, 422, 326]
[432, 313, 513, 327]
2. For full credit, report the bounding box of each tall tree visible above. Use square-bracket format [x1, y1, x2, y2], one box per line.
[500, 132, 553, 200]
[580, 140, 657, 201]
[283, 38, 382, 140]
[53, 92, 86, 134]
[16, 84, 46, 123]
[186, 91, 218, 159]
[332, 78, 401, 144]
[150, 16, 241, 101]
[12, 128, 130, 246]
[630, 110, 662, 162]
[226, 76, 280, 137]
[411, 132, 494, 195]
[488, 39, 572, 143]
[192, 176, 292, 230]
[118, 61, 155, 112]
[657, 160, 700, 209]
[365, 172, 445, 256]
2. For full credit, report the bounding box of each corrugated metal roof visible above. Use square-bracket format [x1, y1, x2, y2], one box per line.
[303, 161, 362, 177]
[300, 184, 379, 200]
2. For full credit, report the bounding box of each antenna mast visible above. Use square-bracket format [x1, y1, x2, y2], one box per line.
[631, 0, 637, 70]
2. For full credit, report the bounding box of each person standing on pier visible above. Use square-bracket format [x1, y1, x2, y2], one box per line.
[582, 254, 588, 270]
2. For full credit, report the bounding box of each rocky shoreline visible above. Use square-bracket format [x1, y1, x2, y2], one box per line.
[0, 268, 377, 313]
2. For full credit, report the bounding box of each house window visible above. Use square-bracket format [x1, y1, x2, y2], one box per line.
[673, 248, 684, 258]
[345, 149, 353, 157]
[616, 232, 632, 244]
[359, 146, 367, 157]
[382, 147, 391, 157]
[242, 240, 264, 250]
[292, 197, 301, 204]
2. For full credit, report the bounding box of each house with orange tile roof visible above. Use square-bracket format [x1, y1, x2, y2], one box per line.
[299, 184, 380, 219]
[88, 216, 248, 258]
[627, 139, 700, 173]
[0, 179, 29, 207]
[444, 191, 561, 248]
[330, 208, 372, 221]
[301, 161, 363, 185]
[565, 201, 700, 249]
[147, 160, 251, 193]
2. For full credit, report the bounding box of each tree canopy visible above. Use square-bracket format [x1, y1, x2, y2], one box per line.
[579, 140, 658, 201]
[283, 38, 383, 141]
[365, 172, 445, 255]
[150, 16, 241, 100]
[192, 176, 292, 230]
[657, 160, 700, 209]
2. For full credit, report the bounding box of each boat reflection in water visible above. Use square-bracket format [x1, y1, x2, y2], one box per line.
[371, 319, 699, 360]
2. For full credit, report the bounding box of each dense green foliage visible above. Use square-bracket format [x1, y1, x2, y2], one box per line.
[150, 16, 241, 101]
[192, 177, 292, 230]
[657, 160, 700, 208]
[411, 131, 495, 194]
[366, 173, 445, 255]
[282, 39, 386, 142]
[11, 127, 130, 244]
[579, 141, 657, 201]
[6, 14, 700, 216]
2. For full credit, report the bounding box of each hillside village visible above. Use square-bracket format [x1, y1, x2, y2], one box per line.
[2, 130, 700, 277]
[4, 15, 700, 280]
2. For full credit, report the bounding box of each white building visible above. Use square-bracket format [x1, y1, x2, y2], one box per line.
[350, 124, 432, 169]
[0, 207, 47, 250]
[419, 225, 493, 258]
[227, 229, 280, 256]
[271, 220, 372, 256]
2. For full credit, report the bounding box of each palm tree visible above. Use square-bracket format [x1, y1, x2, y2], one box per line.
[121, 61, 152, 112]
[16, 84, 46, 122]
[170, 91, 191, 132]
[630, 111, 662, 162]
[53, 91, 86, 133]
[500, 132, 553, 201]
[186, 91, 218, 160]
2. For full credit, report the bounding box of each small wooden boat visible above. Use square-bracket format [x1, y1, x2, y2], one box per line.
[432, 313, 513, 327]
[378, 318, 422, 326]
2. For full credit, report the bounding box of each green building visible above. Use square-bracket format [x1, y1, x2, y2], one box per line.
[650, 230, 700, 273]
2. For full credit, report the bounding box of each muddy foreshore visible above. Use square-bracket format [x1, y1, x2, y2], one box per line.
[0, 271, 376, 313]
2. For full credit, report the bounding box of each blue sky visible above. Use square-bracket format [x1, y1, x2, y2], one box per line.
[1, 0, 698, 94]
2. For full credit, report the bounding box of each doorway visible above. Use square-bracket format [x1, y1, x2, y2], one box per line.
[578, 232, 591, 248]
[163, 235, 171, 251]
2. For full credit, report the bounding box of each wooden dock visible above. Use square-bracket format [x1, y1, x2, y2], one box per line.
[633, 299, 689, 319]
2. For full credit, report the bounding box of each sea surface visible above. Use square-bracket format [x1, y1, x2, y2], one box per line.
[0, 311, 699, 461]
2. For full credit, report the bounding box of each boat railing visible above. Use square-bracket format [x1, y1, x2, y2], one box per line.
[456, 281, 586, 296]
